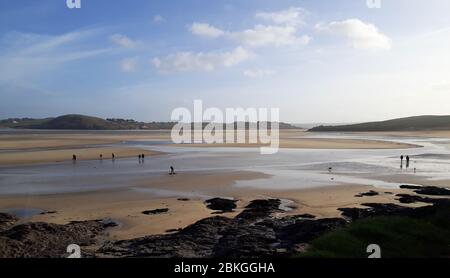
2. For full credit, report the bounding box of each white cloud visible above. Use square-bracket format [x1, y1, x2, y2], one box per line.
[190, 23, 225, 39]
[0, 30, 110, 83]
[109, 34, 138, 48]
[256, 7, 307, 27]
[120, 57, 138, 72]
[243, 69, 275, 78]
[189, 7, 310, 48]
[315, 19, 391, 51]
[229, 25, 310, 48]
[153, 15, 165, 23]
[152, 47, 252, 73]
[190, 23, 310, 48]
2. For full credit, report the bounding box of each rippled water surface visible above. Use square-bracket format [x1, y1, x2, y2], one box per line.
[1, 133, 450, 196]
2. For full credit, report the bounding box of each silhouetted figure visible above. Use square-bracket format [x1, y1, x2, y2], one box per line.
[141, 154, 145, 160]
[100, 154, 103, 160]
[72, 154, 77, 163]
[169, 166, 175, 175]
[400, 155, 404, 163]
[406, 156, 410, 168]
[138, 154, 142, 163]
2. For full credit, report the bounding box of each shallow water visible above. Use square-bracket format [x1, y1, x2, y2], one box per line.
[0, 208, 43, 218]
[0, 133, 450, 196]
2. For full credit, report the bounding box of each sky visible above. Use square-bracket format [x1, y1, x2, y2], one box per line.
[1, 0, 450, 123]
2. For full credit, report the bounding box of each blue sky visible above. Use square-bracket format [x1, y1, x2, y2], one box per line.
[1, 0, 450, 122]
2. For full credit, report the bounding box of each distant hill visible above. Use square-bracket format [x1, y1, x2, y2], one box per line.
[0, 114, 300, 130]
[0, 115, 174, 130]
[309, 115, 450, 132]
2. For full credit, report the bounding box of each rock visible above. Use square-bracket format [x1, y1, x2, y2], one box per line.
[355, 190, 379, 197]
[142, 208, 169, 215]
[399, 185, 450, 196]
[99, 216, 234, 258]
[338, 200, 450, 221]
[414, 186, 450, 196]
[98, 198, 344, 258]
[236, 199, 281, 220]
[400, 185, 423, 190]
[0, 213, 18, 232]
[205, 198, 237, 213]
[0, 220, 115, 258]
[396, 194, 436, 204]
[40, 211, 57, 215]
[296, 214, 316, 219]
[338, 203, 412, 221]
[276, 218, 347, 246]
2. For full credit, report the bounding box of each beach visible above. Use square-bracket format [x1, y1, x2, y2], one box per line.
[1, 129, 449, 242]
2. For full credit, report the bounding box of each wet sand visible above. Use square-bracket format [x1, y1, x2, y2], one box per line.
[0, 170, 439, 240]
[0, 147, 163, 166]
[0, 130, 418, 166]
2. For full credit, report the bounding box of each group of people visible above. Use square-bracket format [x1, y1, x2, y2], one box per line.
[71, 152, 176, 175]
[138, 154, 145, 163]
[400, 155, 416, 172]
[98, 153, 115, 160]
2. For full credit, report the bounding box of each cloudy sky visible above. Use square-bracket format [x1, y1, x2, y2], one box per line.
[1, 0, 450, 123]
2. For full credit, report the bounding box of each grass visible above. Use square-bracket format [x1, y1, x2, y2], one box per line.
[300, 205, 450, 258]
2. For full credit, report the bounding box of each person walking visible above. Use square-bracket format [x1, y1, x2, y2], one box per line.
[170, 166, 175, 175]
[406, 156, 410, 168]
[138, 154, 142, 163]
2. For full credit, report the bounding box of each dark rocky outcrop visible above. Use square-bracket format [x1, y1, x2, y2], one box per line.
[236, 199, 281, 220]
[142, 208, 169, 215]
[396, 194, 436, 204]
[205, 198, 237, 213]
[99, 198, 344, 258]
[338, 200, 450, 221]
[400, 185, 450, 196]
[414, 186, 450, 196]
[0, 213, 18, 232]
[355, 190, 379, 197]
[100, 216, 234, 258]
[400, 185, 423, 190]
[40, 211, 57, 215]
[296, 214, 316, 219]
[338, 203, 410, 221]
[0, 219, 116, 258]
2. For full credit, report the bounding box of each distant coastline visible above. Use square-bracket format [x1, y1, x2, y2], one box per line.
[309, 115, 450, 132]
[0, 114, 300, 131]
